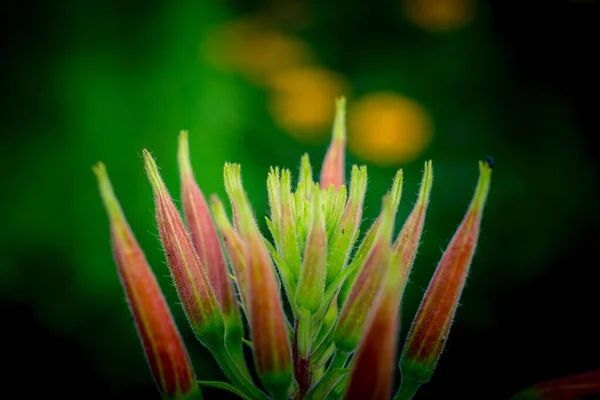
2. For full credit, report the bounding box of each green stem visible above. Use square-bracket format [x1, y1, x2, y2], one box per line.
[226, 337, 252, 380]
[306, 350, 349, 399]
[211, 344, 268, 400]
[297, 308, 313, 358]
[393, 376, 421, 400]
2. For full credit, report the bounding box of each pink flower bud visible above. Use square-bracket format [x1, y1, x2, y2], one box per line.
[335, 195, 394, 353]
[320, 97, 347, 190]
[511, 369, 600, 400]
[344, 270, 399, 400]
[93, 162, 199, 399]
[144, 150, 224, 347]
[178, 131, 239, 326]
[399, 159, 492, 394]
[223, 163, 293, 398]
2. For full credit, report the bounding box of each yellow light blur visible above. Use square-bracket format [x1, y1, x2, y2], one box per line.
[347, 92, 433, 165]
[402, 0, 476, 32]
[201, 17, 315, 85]
[267, 67, 349, 142]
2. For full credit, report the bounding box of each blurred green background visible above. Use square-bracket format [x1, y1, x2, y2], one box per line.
[2, 0, 598, 399]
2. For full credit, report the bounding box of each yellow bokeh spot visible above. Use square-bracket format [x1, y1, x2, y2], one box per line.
[402, 0, 475, 32]
[267, 67, 349, 142]
[202, 17, 315, 85]
[347, 92, 433, 166]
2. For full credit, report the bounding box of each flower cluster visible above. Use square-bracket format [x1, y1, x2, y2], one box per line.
[94, 98, 493, 400]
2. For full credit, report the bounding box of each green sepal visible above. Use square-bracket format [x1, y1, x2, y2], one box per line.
[325, 166, 368, 287]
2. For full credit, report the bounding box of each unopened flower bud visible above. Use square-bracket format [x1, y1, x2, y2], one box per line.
[399, 159, 492, 397]
[144, 150, 224, 347]
[511, 369, 600, 400]
[320, 97, 347, 190]
[334, 195, 394, 353]
[178, 131, 240, 330]
[295, 183, 327, 314]
[326, 165, 368, 286]
[223, 163, 293, 399]
[93, 162, 200, 400]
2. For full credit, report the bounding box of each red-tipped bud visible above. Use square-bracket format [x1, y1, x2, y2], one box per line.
[93, 163, 200, 400]
[399, 160, 492, 394]
[393, 160, 433, 286]
[335, 195, 394, 353]
[344, 262, 401, 400]
[338, 168, 403, 307]
[223, 163, 293, 398]
[210, 195, 250, 315]
[320, 97, 347, 190]
[178, 131, 239, 326]
[511, 369, 600, 400]
[143, 150, 224, 347]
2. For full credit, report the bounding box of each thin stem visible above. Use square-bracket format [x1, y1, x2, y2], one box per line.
[226, 335, 253, 380]
[297, 308, 313, 358]
[211, 344, 269, 400]
[306, 350, 349, 399]
[393, 376, 421, 400]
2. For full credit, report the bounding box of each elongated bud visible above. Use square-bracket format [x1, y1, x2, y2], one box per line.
[224, 163, 293, 398]
[344, 256, 402, 400]
[399, 160, 492, 396]
[335, 195, 394, 353]
[326, 165, 368, 286]
[295, 183, 327, 313]
[210, 195, 250, 313]
[320, 97, 347, 190]
[143, 150, 224, 347]
[392, 160, 433, 287]
[93, 163, 200, 400]
[511, 369, 600, 400]
[338, 169, 403, 307]
[280, 169, 302, 278]
[267, 167, 283, 250]
[178, 130, 239, 324]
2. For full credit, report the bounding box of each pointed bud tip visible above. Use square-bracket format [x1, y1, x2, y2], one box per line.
[92, 161, 107, 178]
[93, 161, 123, 221]
[143, 150, 167, 195]
[334, 96, 347, 141]
[178, 130, 193, 176]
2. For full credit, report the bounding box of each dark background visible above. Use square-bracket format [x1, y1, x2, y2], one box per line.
[1, 0, 598, 399]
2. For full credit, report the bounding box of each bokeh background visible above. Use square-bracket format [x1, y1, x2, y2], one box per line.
[2, 0, 599, 399]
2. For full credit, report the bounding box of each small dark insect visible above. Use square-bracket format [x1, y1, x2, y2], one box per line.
[485, 155, 495, 168]
[342, 229, 345, 234]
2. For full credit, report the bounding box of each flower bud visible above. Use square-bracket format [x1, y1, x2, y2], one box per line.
[144, 150, 224, 347]
[93, 162, 200, 400]
[320, 97, 347, 190]
[399, 160, 492, 396]
[280, 169, 302, 278]
[334, 195, 394, 353]
[223, 163, 293, 398]
[210, 195, 250, 314]
[295, 183, 327, 314]
[344, 258, 401, 400]
[178, 131, 240, 330]
[338, 168, 403, 307]
[393, 160, 433, 281]
[326, 165, 368, 286]
[511, 369, 600, 400]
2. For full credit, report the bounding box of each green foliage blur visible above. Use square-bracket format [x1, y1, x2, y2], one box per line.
[2, 0, 598, 398]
